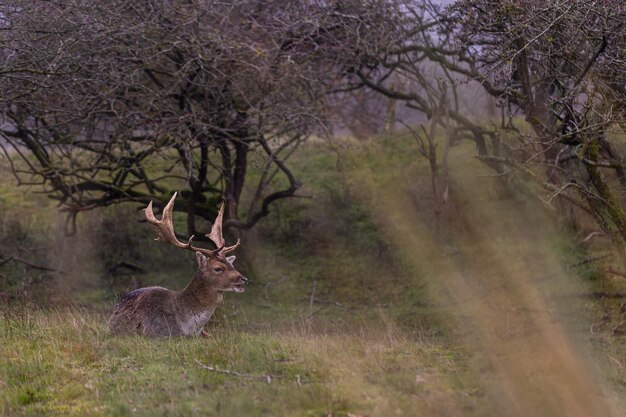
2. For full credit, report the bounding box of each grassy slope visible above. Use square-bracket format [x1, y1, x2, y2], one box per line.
[0, 141, 478, 417]
[345, 136, 626, 416]
[2, 309, 464, 417]
[2, 136, 626, 416]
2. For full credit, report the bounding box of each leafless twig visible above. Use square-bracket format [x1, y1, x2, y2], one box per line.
[195, 360, 277, 383]
[301, 298, 345, 308]
[568, 254, 612, 269]
[263, 276, 289, 300]
[605, 268, 626, 280]
[0, 256, 61, 273]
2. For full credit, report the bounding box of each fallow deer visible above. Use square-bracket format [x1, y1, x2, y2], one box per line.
[108, 192, 248, 337]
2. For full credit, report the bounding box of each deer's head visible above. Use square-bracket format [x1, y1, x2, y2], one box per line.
[195, 252, 248, 293]
[144, 192, 248, 293]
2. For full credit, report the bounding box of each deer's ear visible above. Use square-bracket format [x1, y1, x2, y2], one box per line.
[196, 252, 208, 268]
[226, 255, 236, 265]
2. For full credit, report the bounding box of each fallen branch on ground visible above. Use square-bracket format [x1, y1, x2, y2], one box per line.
[299, 297, 345, 308]
[195, 360, 278, 383]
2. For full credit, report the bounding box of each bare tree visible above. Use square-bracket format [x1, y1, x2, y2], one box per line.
[325, 0, 626, 257]
[0, 0, 399, 235]
[450, 0, 626, 255]
[329, 2, 496, 228]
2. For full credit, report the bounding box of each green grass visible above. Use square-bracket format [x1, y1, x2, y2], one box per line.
[2, 133, 626, 416]
[0, 308, 472, 417]
[0, 137, 481, 417]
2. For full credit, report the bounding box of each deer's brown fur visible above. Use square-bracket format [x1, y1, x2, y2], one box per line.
[108, 194, 247, 337]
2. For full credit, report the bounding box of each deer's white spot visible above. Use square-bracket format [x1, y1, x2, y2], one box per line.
[179, 309, 215, 336]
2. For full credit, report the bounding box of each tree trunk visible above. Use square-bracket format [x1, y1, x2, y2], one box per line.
[385, 96, 397, 133]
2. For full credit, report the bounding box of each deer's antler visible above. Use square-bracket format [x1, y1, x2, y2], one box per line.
[205, 200, 240, 255]
[144, 192, 238, 257]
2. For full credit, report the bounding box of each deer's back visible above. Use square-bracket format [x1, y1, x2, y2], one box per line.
[108, 286, 181, 337]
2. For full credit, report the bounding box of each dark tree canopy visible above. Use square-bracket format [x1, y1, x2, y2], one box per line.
[0, 0, 399, 234]
[3, 0, 626, 256]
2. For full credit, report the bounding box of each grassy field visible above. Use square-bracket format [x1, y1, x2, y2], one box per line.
[2, 135, 626, 416]
[2, 308, 470, 417]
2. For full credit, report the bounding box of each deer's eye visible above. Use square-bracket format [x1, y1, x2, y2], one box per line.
[213, 267, 224, 273]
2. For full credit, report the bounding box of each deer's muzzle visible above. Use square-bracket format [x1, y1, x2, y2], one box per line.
[233, 275, 248, 293]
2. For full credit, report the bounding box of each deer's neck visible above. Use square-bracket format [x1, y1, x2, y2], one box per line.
[177, 273, 223, 312]
[175, 274, 223, 336]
